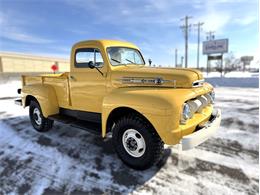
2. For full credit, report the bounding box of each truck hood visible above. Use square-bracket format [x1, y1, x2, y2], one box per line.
[111, 66, 204, 88]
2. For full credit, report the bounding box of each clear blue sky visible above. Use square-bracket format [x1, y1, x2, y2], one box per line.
[0, 0, 258, 67]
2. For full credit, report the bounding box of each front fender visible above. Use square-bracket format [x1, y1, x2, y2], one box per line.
[102, 85, 213, 145]
[22, 84, 59, 117]
[101, 87, 182, 144]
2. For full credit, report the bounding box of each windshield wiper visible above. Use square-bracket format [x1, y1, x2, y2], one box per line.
[111, 58, 121, 63]
[125, 58, 135, 64]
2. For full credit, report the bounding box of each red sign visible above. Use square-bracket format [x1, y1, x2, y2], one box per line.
[51, 64, 58, 73]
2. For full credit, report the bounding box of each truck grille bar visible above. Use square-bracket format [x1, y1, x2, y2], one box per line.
[187, 92, 213, 116]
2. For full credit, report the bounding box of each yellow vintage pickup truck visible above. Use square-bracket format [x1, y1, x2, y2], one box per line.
[15, 40, 221, 169]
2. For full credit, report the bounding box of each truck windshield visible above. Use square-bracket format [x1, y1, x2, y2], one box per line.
[107, 47, 145, 66]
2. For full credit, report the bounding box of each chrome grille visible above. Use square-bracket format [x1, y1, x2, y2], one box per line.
[187, 99, 202, 115]
[181, 92, 213, 124]
[197, 95, 209, 112]
[187, 93, 212, 116]
[204, 94, 213, 104]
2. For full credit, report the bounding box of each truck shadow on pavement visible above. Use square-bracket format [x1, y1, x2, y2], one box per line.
[0, 115, 171, 194]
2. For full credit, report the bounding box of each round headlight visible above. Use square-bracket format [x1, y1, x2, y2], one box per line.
[182, 103, 191, 120]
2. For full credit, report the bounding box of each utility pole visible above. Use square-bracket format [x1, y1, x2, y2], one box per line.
[181, 56, 184, 67]
[194, 22, 204, 69]
[175, 48, 178, 67]
[180, 16, 192, 68]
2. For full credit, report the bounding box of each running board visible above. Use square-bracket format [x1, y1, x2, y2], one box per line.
[14, 99, 22, 106]
[48, 114, 101, 136]
[48, 114, 76, 124]
[71, 120, 101, 135]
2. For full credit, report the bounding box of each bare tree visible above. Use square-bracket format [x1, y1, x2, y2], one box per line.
[215, 52, 240, 75]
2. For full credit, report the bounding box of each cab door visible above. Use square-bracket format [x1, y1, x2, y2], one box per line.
[69, 47, 107, 113]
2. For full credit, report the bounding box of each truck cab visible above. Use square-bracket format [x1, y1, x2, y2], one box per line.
[16, 40, 221, 170]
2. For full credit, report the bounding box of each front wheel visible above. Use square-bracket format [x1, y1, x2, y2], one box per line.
[112, 114, 164, 170]
[29, 100, 53, 132]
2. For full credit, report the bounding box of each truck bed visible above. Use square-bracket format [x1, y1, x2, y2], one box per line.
[22, 72, 71, 107]
[22, 73, 66, 85]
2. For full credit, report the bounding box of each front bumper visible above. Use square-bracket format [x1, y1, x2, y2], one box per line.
[181, 109, 221, 150]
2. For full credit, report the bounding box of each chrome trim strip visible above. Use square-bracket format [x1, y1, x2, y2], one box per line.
[118, 77, 176, 86]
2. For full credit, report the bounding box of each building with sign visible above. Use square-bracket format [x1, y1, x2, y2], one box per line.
[203, 39, 228, 55]
[0, 52, 69, 73]
[203, 39, 229, 76]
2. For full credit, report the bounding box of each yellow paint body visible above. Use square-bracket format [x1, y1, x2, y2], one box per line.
[21, 40, 215, 145]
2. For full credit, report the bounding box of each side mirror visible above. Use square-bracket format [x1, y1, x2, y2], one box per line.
[88, 61, 104, 76]
[88, 61, 95, 69]
[148, 59, 152, 66]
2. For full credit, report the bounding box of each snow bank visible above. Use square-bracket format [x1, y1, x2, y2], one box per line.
[203, 71, 259, 78]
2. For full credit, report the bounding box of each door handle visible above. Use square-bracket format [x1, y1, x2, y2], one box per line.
[70, 75, 76, 81]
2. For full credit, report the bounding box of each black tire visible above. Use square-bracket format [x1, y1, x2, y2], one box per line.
[29, 100, 53, 132]
[112, 114, 164, 170]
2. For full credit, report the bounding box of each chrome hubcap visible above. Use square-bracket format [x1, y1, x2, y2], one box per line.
[122, 129, 146, 157]
[33, 108, 42, 125]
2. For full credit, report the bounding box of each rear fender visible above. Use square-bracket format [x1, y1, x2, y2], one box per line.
[22, 84, 59, 117]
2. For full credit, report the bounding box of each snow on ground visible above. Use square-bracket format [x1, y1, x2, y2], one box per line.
[0, 82, 259, 195]
[0, 80, 21, 99]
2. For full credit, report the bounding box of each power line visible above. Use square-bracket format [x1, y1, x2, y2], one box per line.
[180, 16, 192, 68]
[194, 22, 204, 69]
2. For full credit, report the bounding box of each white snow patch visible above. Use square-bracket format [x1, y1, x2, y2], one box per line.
[0, 80, 21, 98]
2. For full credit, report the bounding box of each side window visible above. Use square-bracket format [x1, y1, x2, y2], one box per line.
[75, 48, 104, 68]
[95, 50, 104, 67]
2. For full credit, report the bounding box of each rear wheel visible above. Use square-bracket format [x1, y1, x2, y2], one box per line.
[29, 100, 53, 132]
[112, 114, 164, 170]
